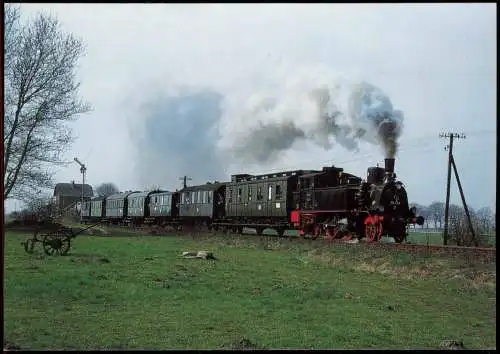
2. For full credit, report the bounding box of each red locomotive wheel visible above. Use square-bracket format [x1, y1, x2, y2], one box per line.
[364, 216, 383, 243]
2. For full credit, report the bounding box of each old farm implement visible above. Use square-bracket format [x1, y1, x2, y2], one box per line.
[22, 221, 102, 256]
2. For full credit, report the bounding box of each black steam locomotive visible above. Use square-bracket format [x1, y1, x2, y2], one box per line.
[81, 157, 424, 243]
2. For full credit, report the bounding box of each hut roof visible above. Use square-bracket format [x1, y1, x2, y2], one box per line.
[54, 182, 93, 197]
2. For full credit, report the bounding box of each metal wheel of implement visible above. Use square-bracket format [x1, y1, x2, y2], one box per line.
[23, 238, 36, 254]
[42, 232, 71, 256]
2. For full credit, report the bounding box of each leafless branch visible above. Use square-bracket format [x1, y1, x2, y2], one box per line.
[4, 7, 92, 201]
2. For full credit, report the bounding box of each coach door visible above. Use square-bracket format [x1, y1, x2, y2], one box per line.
[299, 176, 315, 210]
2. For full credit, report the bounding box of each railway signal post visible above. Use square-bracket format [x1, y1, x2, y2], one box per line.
[74, 157, 87, 223]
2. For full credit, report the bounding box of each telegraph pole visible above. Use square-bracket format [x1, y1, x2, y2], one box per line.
[179, 176, 192, 189]
[74, 157, 87, 223]
[450, 155, 478, 246]
[439, 132, 466, 245]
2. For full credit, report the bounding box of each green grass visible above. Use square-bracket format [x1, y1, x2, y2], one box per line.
[408, 231, 496, 246]
[4, 231, 496, 350]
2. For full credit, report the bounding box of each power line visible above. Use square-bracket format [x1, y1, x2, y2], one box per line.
[439, 132, 477, 247]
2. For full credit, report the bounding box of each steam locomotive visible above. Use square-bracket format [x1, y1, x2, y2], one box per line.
[81, 157, 424, 243]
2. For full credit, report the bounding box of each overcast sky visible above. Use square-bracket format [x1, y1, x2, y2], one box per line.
[6, 3, 496, 212]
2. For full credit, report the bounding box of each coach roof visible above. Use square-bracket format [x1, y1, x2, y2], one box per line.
[127, 191, 150, 199]
[181, 182, 226, 192]
[91, 195, 107, 202]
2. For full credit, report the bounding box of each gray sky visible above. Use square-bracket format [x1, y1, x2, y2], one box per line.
[6, 3, 496, 212]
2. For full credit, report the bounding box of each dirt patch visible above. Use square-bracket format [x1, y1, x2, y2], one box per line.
[3, 340, 21, 350]
[72, 227, 109, 236]
[222, 338, 263, 350]
[305, 247, 496, 288]
[69, 254, 110, 264]
[439, 340, 465, 350]
[152, 277, 170, 288]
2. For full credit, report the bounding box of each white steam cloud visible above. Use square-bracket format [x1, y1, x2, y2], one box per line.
[132, 65, 406, 188]
[216, 66, 405, 164]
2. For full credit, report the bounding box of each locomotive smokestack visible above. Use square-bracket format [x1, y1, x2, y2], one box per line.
[384, 158, 395, 174]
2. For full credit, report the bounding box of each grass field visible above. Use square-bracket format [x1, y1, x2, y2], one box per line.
[407, 231, 496, 246]
[4, 230, 496, 350]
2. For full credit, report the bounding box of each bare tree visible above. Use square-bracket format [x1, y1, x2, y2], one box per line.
[4, 5, 91, 201]
[448, 205, 493, 247]
[95, 182, 119, 197]
[23, 192, 55, 220]
[476, 206, 494, 230]
[427, 201, 445, 229]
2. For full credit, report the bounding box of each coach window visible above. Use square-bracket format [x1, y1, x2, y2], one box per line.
[248, 187, 253, 201]
[238, 188, 242, 202]
[276, 185, 282, 200]
[228, 188, 233, 203]
[268, 185, 273, 201]
[257, 186, 263, 201]
[208, 191, 213, 203]
[197, 191, 202, 204]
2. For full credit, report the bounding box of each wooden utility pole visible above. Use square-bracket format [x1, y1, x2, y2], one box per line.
[179, 176, 192, 189]
[439, 132, 476, 246]
[450, 155, 478, 246]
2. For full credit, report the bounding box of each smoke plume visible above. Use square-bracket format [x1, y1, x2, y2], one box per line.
[131, 67, 405, 188]
[348, 81, 404, 158]
[133, 89, 226, 189]
[217, 72, 404, 164]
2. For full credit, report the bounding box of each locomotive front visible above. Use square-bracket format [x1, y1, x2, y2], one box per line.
[362, 158, 424, 242]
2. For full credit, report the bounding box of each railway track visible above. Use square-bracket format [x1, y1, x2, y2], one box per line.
[75, 222, 497, 264]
